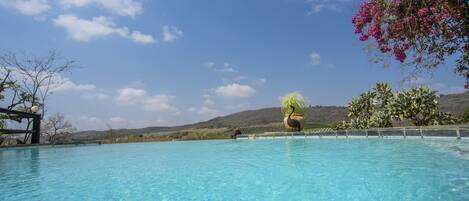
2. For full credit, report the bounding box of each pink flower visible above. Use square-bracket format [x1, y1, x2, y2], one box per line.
[418, 8, 428, 17]
[352, 0, 466, 78]
[440, 13, 450, 20]
[369, 23, 381, 38]
[393, 47, 406, 62]
[355, 28, 362, 34]
[402, 43, 410, 50]
[380, 46, 391, 53]
[360, 35, 369, 41]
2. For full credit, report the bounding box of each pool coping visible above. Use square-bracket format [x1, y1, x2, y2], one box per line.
[0, 143, 101, 150]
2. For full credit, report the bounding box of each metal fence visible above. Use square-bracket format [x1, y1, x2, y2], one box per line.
[238, 125, 469, 140]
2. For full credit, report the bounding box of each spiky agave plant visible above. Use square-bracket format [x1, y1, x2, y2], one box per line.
[281, 92, 307, 117]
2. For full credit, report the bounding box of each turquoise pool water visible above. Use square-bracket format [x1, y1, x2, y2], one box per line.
[1, 139, 469, 201]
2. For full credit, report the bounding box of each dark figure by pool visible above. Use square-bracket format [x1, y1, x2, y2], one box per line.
[287, 105, 301, 131]
[232, 128, 242, 139]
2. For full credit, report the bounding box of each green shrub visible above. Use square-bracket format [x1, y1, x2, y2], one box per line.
[337, 83, 458, 129]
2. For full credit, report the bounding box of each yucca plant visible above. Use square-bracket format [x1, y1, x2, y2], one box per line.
[281, 92, 307, 132]
[281, 92, 307, 117]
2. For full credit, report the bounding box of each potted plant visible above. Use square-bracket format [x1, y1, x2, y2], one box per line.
[281, 92, 307, 132]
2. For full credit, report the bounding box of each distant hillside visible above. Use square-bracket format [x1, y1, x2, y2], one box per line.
[72, 106, 347, 140]
[188, 106, 347, 128]
[73, 91, 468, 140]
[439, 91, 469, 116]
[73, 126, 172, 140]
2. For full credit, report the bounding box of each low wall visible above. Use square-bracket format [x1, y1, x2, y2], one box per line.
[237, 125, 469, 140]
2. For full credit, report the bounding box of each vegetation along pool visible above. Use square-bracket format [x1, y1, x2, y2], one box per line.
[1, 139, 469, 201]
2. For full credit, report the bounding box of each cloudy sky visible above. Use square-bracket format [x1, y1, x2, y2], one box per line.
[0, 0, 466, 130]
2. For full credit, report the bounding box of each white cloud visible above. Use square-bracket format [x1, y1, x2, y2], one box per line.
[202, 94, 215, 105]
[305, 0, 351, 15]
[215, 83, 256, 98]
[402, 77, 467, 95]
[0, 66, 104, 102]
[59, 0, 143, 18]
[53, 14, 156, 45]
[205, 62, 238, 73]
[162, 25, 183, 42]
[59, 0, 90, 7]
[109, 116, 126, 123]
[130, 31, 156, 45]
[116, 87, 177, 112]
[216, 63, 237, 73]
[0, 67, 95, 93]
[188, 106, 218, 116]
[54, 14, 129, 42]
[204, 99, 215, 105]
[307, 4, 342, 15]
[204, 61, 215, 68]
[79, 116, 102, 123]
[142, 94, 174, 112]
[73, 115, 105, 130]
[0, 0, 50, 16]
[255, 78, 267, 85]
[1, 0, 170, 46]
[234, 75, 248, 81]
[309, 51, 321, 65]
[51, 78, 97, 93]
[116, 87, 146, 105]
[224, 102, 251, 111]
[80, 92, 109, 100]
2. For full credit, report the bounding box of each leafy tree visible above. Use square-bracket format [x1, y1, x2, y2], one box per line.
[348, 91, 377, 119]
[337, 83, 458, 130]
[371, 82, 394, 127]
[370, 110, 393, 128]
[350, 117, 373, 130]
[391, 87, 457, 126]
[353, 0, 469, 87]
[42, 113, 75, 144]
[345, 82, 394, 129]
[434, 112, 458, 125]
[374, 82, 393, 107]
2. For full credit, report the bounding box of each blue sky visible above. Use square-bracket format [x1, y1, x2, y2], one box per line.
[0, 0, 466, 130]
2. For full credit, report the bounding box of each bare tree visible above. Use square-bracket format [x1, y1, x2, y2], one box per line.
[42, 113, 75, 144]
[0, 50, 75, 143]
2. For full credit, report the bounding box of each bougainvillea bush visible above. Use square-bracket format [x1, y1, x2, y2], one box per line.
[352, 0, 468, 87]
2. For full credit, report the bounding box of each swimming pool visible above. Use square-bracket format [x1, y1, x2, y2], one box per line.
[1, 139, 468, 200]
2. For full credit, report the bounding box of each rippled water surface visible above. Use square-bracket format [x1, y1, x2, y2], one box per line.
[1, 139, 469, 201]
